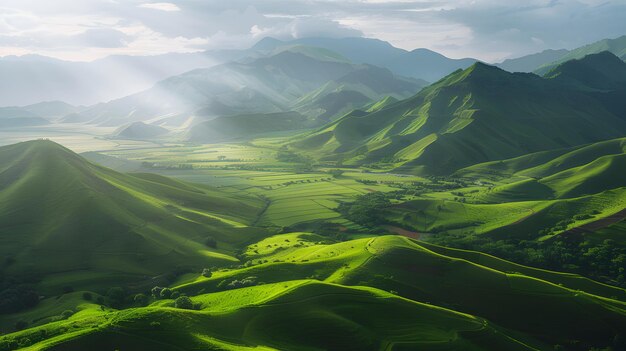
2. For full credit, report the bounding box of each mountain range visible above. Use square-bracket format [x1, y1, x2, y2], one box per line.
[292, 52, 626, 174]
[71, 49, 425, 131]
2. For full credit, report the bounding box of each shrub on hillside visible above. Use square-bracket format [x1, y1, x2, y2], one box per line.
[151, 286, 164, 299]
[82, 292, 92, 301]
[174, 296, 193, 310]
[0, 286, 39, 314]
[107, 287, 126, 307]
[134, 293, 148, 306]
[159, 288, 173, 299]
[205, 236, 218, 249]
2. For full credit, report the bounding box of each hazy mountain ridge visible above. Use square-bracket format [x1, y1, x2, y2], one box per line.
[76, 49, 426, 130]
[251, 36, 479, 82]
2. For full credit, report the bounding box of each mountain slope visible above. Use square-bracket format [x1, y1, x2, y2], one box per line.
[113, 122, 169, 140]
[252, 36, 479, 82]
[544, 51, 626, 90]
[293, 53, 626, 174]
[5, 235, 625, 350]
[0, 106, 50, 128]
[536, 35, 626, 75]
[79, 50, 424, 127]
[0, 140, 267, 294]
[497, 49, 569, 72]
[188, 112, 312, 143]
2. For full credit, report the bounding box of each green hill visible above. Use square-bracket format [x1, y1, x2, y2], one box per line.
[113, 122, 169, 140]
[536, 35, 626, 75]
[293, 53, 626, 175]
[0, 140, 267, 295]
[544, 51, 626, 90]
[293, 65, 424, 122]
[9, 235, 624, 350]
[188, 112, 313, 143]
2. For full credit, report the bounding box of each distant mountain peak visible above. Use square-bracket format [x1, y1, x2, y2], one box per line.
[252, 37, 285, 51]
[545, 51, 626, 89]
[453, 61, 508, 83]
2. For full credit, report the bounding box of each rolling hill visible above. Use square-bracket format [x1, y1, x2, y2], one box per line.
[113, 122, 169, 140]
[293, 52, 626, 175]
[188, 112, 313, 143]
[5, 235, 624, 350]
[0, 140, 268, 295]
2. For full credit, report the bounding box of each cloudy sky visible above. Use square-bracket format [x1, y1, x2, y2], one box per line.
[0, 0, 625, 62]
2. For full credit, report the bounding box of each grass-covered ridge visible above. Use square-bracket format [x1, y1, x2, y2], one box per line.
[0, 140, 269, 296]
[3, 235, 625, 350]
[291, 52, 626, 175]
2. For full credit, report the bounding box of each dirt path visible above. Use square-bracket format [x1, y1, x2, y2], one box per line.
[381, 225, 420, 240]
[564, 207, 626, 235]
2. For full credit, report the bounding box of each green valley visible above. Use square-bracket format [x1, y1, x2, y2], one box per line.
[1, 12, 626, 350]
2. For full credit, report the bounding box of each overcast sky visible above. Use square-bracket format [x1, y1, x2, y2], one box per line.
[0, 0, 625, 62]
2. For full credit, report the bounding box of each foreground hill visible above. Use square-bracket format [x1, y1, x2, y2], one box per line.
[293, 52, 626, 174]
[0, 140, 267, 295]
[4, 235, 624, 350]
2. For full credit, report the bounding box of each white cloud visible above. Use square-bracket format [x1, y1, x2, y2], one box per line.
[0, 0, 624, 62]
[138, 2, 181, 12]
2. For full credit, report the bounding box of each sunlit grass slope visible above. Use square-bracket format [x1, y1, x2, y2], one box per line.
[0, 140, 267, 293]
[6, 235, 624, 350]
[171, 235, 626, 349]
[6, 280, 538, 351]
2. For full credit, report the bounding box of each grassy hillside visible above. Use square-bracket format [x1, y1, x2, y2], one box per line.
[292, 53, 626, 175]
[5, 235, 624, 350]
[188, 112, 314, 143]
[113, 122, 169, 140]
[0, 140, 268, 295]
[536, 35, 626, 75]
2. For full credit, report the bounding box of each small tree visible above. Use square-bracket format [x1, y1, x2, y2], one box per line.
[160, 288, 172, 299]
[174, 296, 193, 310]
[61, 310, 74, 319]
[151, 286, 163, 299]
[107, 287, 126, 306]
[328, 169, 344, 178]
[202, 268, 213, 278]
[134, 293, 148, 306]
[82, 292, 92, 301]
[205, 236, 218, 249]
[14, 320, 28, 330]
